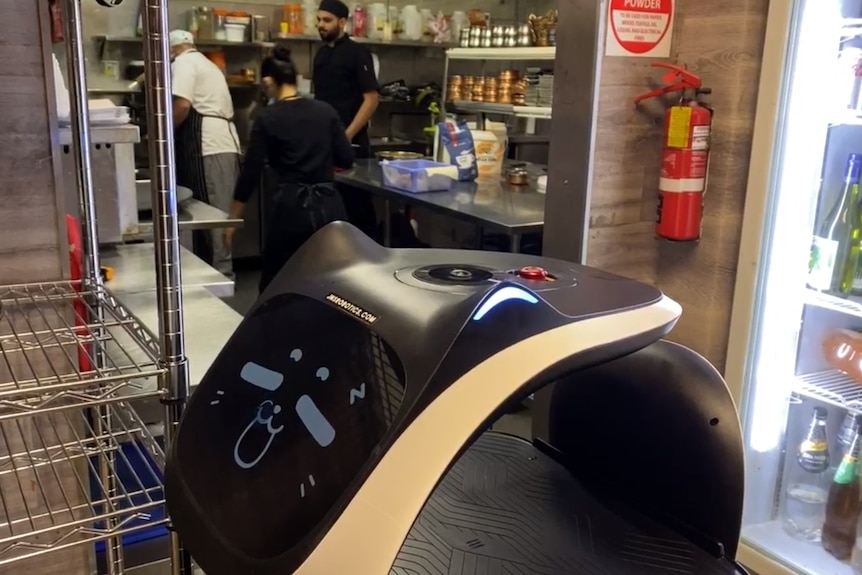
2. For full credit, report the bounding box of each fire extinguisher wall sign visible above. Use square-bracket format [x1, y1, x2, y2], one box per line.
[635, 63, 713, 241]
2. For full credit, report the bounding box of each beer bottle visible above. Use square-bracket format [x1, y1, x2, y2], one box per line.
[822, 414, 862, 560]
[782, 406, 831, 540]
[798, 407, 830, 472]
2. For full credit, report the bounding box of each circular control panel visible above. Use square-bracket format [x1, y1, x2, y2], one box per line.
[414, 264, 496, 286]
[395, 262, 576, 294]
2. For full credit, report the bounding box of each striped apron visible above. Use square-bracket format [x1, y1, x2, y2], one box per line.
[174, 106, 237, 265]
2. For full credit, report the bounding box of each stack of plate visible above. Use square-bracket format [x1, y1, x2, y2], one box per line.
[59, 99, 131, 126]
[521, 68, 554, 107]
[537, 73, 554, 108]
[522, 69, 540, 106]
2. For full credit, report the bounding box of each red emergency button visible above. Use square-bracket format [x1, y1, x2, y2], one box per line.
[517, 266, 549, 281]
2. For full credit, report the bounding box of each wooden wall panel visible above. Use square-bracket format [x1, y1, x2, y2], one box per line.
[586, 0, 769, 371]
[0, 2, 88, 575]
[0, 2, 64, 281]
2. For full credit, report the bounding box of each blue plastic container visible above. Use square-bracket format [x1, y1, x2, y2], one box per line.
[90, 439, 168, 555]
[379, 160, 457, 193]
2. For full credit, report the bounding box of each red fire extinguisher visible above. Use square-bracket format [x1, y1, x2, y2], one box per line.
[635, 63, 714, 242]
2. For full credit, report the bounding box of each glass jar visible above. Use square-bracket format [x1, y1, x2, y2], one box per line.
[284, 4, 303, 35]
[213, 9, 228, 40]
[196, 7, 213, 40]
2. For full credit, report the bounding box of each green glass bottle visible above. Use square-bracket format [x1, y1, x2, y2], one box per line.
[808, 153, 862, 294]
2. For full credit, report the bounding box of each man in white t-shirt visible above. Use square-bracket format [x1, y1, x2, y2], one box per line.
[170, 29, 240, 278]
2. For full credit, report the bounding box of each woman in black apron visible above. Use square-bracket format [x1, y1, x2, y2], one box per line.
[225, 45, 355, 294]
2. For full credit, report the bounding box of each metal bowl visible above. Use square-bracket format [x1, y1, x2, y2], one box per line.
[507, 167, 530, 186]
[376, 151, 425, 161]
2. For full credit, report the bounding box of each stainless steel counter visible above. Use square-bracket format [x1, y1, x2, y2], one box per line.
[58, 124, 140, 145]
[336, 159, 546, 238]
[120, 286, 242, 390]
[107, 243, 243, 426]
[102, 244, 234, 298]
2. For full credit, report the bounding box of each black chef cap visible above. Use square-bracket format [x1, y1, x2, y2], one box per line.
[319, 0, 349, 19]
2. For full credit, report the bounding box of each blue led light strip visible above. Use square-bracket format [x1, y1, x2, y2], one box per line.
[472, 286, 539, 321]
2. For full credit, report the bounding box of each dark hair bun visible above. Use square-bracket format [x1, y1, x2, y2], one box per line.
[272, 45, 292, 62]
[261, 45, 298, 87]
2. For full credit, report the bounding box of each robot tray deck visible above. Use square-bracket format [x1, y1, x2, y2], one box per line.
[392, 432, 745, 575]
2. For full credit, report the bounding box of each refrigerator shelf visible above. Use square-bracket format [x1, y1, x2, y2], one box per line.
[0, 402, 166, 566]
[743, 521, 847, 575]
[795, 369, 862, 411]
[0, 280, 166, 422]
[804, 287, 862, 319]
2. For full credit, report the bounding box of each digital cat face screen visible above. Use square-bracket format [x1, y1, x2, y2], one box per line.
[175, 294, 405, 560]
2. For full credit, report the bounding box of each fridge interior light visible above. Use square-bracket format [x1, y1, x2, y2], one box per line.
[747, 0, 843, 454]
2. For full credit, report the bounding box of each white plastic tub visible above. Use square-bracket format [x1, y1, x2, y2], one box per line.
[224, 24, 246, 43]
[380, 160, 458, 193]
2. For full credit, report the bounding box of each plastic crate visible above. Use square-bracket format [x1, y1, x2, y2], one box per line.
[379, 160, 458, 193]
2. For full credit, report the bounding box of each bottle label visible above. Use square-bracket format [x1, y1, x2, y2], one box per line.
[798, 439, 829, 473]
[834, 454, 858, 484]
[852, 249, 862, 292]
[809, 235, 839, 290]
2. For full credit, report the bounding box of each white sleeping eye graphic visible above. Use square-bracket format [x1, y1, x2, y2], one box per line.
[226, 353, 369, 471]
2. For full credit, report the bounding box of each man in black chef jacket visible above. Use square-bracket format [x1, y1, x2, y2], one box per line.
[314, 0, 380, 238]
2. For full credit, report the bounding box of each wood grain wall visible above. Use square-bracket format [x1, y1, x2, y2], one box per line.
[587, 0, 769, 372]
[1, 2, 65, 283]
[0, 2, 88, 574]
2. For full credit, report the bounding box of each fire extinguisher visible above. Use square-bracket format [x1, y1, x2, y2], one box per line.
[634, 63, 714, 242]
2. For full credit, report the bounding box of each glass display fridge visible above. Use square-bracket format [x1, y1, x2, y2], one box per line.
[728, 0, 862, 574]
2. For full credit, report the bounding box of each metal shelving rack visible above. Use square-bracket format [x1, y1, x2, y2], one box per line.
[440, 46, 557, 121]
[0, 0, 190, 573]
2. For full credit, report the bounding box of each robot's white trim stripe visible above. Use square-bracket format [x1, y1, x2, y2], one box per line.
[295, 295, 682, 575]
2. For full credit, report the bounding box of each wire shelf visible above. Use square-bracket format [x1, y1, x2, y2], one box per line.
[0, 281, 166, 421]
[795, 370, 862, 413]
[0, 402, 166, 566]
[804, 288, 862, 319]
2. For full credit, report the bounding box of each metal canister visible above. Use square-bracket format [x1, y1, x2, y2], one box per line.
[459, 28, 471, 47]
[469, 26, 482, 47]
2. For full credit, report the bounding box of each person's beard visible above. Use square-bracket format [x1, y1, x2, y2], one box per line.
[319, 27, 339, 42]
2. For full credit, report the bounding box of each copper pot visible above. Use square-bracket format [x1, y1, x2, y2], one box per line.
[499, 69, 519, 81]
[507, 167, 529, 186]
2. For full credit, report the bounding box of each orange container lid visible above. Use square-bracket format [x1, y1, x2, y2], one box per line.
[213, 9, 228, 15]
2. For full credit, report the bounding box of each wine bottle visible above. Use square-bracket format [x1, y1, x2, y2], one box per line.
[808, 153, 862, 293]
